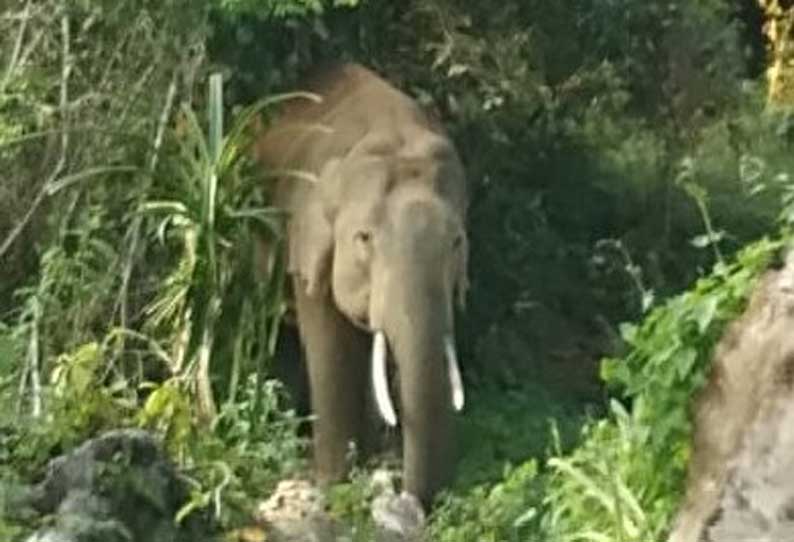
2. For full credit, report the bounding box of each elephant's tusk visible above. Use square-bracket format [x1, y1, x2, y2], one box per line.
[444, 335, 465, 411]
[372, 331, 398, 427]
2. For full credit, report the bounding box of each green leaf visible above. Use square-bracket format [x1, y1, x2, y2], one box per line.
[600, 357, 629, 386]
[692, 295, 720, 333]
[690, 231, 726, 249]
[208, 73, 224, 164]
[675, 348, 698, 380]
[51, 342, 102, 397]
[618, 323, 638, 344]
[46, 166, 140, 194]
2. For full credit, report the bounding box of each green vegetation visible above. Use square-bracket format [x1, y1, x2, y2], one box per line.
[217, 0, 360, 17]
[422, 234, 789, 542]
[543, 237, 786, 541]
[3, 0, 794, 540]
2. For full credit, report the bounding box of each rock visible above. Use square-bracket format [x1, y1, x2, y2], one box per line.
[368, 468, 425, 541]
[16, 429, 212, 542]
[253, 472, 427, 542]
[369, 468, 398, 496]
[371, 491, 425, 542]
[705, 395, 794, 542]
[668, 248, 794, 542]
[254, 479, 341, 542]
[28, 514, 132, 542]
[256, 479, 327, 523]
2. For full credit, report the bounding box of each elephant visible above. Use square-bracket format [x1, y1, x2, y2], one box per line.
[252, 62, 468, 507]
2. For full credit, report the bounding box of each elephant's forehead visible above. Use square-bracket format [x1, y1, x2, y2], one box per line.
[339, 153, 446, 196]
[335, 179, 454, 237]
[331, 147, 465, 231]
[389, 188, 457, 229]
[338, 155, 390, 193]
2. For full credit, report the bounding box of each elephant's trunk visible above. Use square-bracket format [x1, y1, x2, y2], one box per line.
[377, 270, 460, 508]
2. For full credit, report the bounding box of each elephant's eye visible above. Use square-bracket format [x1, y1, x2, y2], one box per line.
[452, 235, 463, 250]
[353, 230, 373, 263]
[354, 231, 372, 244]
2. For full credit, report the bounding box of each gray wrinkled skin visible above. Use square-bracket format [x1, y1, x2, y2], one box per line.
[253, 63, 468, 507]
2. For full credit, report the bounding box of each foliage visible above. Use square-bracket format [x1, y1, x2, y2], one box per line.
[454, 382, 588, 490]
[325, 468, 379, 540]
[215, 0, 360, 17]
[0, 339, 306, 533]
[0, 343, 127, 477]
[243, 0, 778, 383]
[0, 335, 142, 538]
[429, 460, 542, 542]
[0, 0, 205, 303]
[543, 236, 786, 541]
[139, 76, 306, 424]
[5, 226, 124, 421]
[0, 0, 307, 534]
[544, 401, 664, 542]
[759, 0, 794, 106]
[0, 0, 208, 466]
[171, 376, 307, 527]
[3, 0, 794, 540]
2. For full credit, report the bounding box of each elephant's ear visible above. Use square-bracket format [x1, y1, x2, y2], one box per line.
[289, 158, 341, 298]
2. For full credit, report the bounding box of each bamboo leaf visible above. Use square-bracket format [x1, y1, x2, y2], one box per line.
[208, 73, 224, 164]
[547, 458, 621, 518]
[139, 201, 190, 216]
[46, 165, 140, 194]
[221, 90, 322, 163]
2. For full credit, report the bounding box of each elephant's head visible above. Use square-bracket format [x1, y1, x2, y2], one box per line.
[292, 131, 468, 505]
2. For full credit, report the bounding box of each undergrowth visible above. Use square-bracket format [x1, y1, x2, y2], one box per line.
[424, 234, 787, 542]
[0, 353, 308, 536]
[0, 73, 310, 536]
[0, 145, 789, 542]
[3, 2, 794, 540]
[544, 236, 785, 541]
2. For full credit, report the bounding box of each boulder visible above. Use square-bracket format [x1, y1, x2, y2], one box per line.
[706, 394, 794, 542]
[668, 249, 794, 542]
[254, 479, 341, 542]
[253, 471, 426, 542]
[11, 429, 211, 542]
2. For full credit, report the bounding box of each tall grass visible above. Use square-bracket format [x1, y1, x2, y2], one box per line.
[140, 74, 316, 428]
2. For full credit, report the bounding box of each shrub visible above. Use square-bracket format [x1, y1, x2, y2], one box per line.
[543, 236, 786, 541]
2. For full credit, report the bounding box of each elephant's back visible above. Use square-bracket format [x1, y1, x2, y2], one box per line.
[253, 63, 442, 173]
[253, 62, 466, 222]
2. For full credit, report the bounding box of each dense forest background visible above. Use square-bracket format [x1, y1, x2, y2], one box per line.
[2, 1, 794, 540]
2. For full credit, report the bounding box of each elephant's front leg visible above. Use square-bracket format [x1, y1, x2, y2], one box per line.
[293, 278, 371, 484]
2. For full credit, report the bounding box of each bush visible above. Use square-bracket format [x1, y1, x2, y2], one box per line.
[543, 236, 786, 541]
[0, 2, 313, 534]
[4, 0, 794, 540]
[430, 460, 542, 542]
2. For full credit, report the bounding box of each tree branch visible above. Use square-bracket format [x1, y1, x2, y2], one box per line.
[0, 10, 71, 262]
[114, 68, 179, 329]
[1, 0, 32, 96]
[28, 298, 42, 418]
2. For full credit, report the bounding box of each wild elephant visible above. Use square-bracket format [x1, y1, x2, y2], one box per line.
[252, 63, 468, 507]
